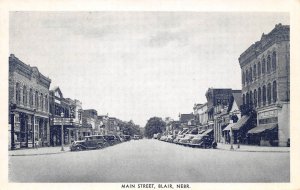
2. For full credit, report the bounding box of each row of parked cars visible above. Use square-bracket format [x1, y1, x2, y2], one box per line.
[70, 134, 132, 151]
[154, 129, 217, 149]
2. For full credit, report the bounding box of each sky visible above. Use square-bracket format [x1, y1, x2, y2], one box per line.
[9, 12, 289, 126]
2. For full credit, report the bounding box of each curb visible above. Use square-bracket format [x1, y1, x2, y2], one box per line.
[216, 147, 290, 153]
[9, 150, 70, 157]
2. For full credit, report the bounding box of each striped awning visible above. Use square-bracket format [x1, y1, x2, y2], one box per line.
[248, 124, 278, 134]
[223, 123, 236, 131]
[231, 115, 250, 131]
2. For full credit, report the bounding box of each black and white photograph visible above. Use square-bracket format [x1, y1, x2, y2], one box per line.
[1, 1, 300, 189]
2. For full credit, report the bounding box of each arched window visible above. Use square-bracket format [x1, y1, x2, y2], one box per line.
[272, 51, 277, 71]
[267, 55, 271, 73]
[16, 83, 21, 105]
[246, 92, 250, 106]
[267, 83, 272, 104]
[262, 85, 266, 106]
[253, 64, 256, 79]
[29, 89, 33, 107]
[258, 62, 261, 76]
[258, 87, 262, 107]
[40, 93, 44, 111]
[242, 71, 245, 86]
[273, 81, 277, 103]
[254, 89, 257, 107]
[262, 58, 266, 74]
[35, 91, 39, 109]
[246, 69, 249, 83]
[45, 95, 48, 112]
[22, 85, 27, 106]
[250, 91, 253, 106]
[250, 67, 253, 82]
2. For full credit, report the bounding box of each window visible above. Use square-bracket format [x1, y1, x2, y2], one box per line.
[258, 62, 261, 76]
[258, 87, 261, 107]
[273, 81, 277, 103]
[35, 91, 39, 109]
[246, 69, 249, 83]
[16, 83, 21, 105]
[246, 92, 250, 105]
[267, 83, 272, 104]
[242, 71, 245, 86]
[29, 89, 33, 107]
[250, 67, 252, 82]
[45, 95, 48, 112]
[250, 91, 253, 105]
[262, 85, 266, 106]
[40, 93, 44, 111]
[254, 89, 257, 107]
[23, 85, 27, 106]
[253, 64, 256, 79]
[272, 51, 277, 71]
[267, 55, 271, 73]
[262, 58, 266, 74]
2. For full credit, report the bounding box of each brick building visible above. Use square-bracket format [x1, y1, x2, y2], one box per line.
[9, 54, 51, 149]
[49, 87, 83, 146]
[238, 23, 290, 146]
[82, 109, 98, 136]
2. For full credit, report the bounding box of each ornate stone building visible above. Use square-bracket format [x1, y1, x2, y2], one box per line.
[239, 23, 290, 146]
[9, 54, 51, 149]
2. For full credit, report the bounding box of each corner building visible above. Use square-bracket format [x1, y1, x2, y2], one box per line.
[238, 24, 290, 146]
[9, 54, 51, 149]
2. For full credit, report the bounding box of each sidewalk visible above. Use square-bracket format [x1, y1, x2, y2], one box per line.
[217, 143, 290, 152]
[9, 146, 70, 156]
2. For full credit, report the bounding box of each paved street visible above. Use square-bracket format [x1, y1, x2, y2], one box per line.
[9, 139, 289, 182]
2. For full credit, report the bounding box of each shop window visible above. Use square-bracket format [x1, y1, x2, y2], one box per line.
[267, 83, 272, 104]
[272, 51, 277, 71]
[258, 62, 261, 76]
[262, 58, 266, 74]
[258, 88, 261, 107]
[273, 81, 277, 103]
[45, 95, 48, 112]
[246, 92, 250, 106]
[267, 55, 271, 73]
[262, 85, 266, 106]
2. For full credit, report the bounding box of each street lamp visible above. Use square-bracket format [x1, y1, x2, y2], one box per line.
[61, 112, 64, 151]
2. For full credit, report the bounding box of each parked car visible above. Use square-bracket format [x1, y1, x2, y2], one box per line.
[104, 135, 119, 146]
[122, 135, 131, 141]
[188, 134, 214, 148]
[133, 135, 141, 140]
[159, 135, 167, 141]
[70, 135, 107, 151]
[166, 135, 175, 142]
[178, 134, 196, 146]
[173, 134, 185, 144]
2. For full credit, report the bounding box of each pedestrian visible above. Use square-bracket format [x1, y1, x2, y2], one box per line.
[35, 138, 39, 149]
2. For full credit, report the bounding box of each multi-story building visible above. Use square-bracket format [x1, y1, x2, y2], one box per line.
[9, 54, 51, 149]
[238, 23, 290, 146]
[193, 103, 208, 129]
[82, 109, 98, 136]
[49, 87, 83, 146]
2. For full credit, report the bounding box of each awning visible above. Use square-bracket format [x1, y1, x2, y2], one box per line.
[231, 115, 250, 131]
[248, 124, 278, 134]
[198, 129, 206, 134]
[223, 123, 235, 131]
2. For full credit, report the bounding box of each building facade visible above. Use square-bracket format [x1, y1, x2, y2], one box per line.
[239, 23, 290, 146]
[9, 54, 51, 149]
[82, 109, 98, 136]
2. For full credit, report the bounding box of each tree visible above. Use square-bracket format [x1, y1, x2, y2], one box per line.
[144, 117, 166, 138]
[119, 121, 142, 136]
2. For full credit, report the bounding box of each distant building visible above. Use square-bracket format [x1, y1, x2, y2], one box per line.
[82, 109, 98, 136]
[179, 113, 195, 127]
[9, 54, 51, 149]
[193, 103, 208, 128]
[238, 23, 290, 146]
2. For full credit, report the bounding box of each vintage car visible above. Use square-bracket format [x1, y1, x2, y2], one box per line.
[178, 134, 196, 146]
[159, 135, 168, 141]
[122, 135, 131, 141]
[104, 135, 119, 146]
[188, 134, 214, 148]
[173, 134, 185, 144]
[166, 135, 175, 143]
[70, 135, 108, 151]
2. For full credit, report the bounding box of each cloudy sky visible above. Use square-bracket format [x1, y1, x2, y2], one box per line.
[9, 12, 289, 126]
